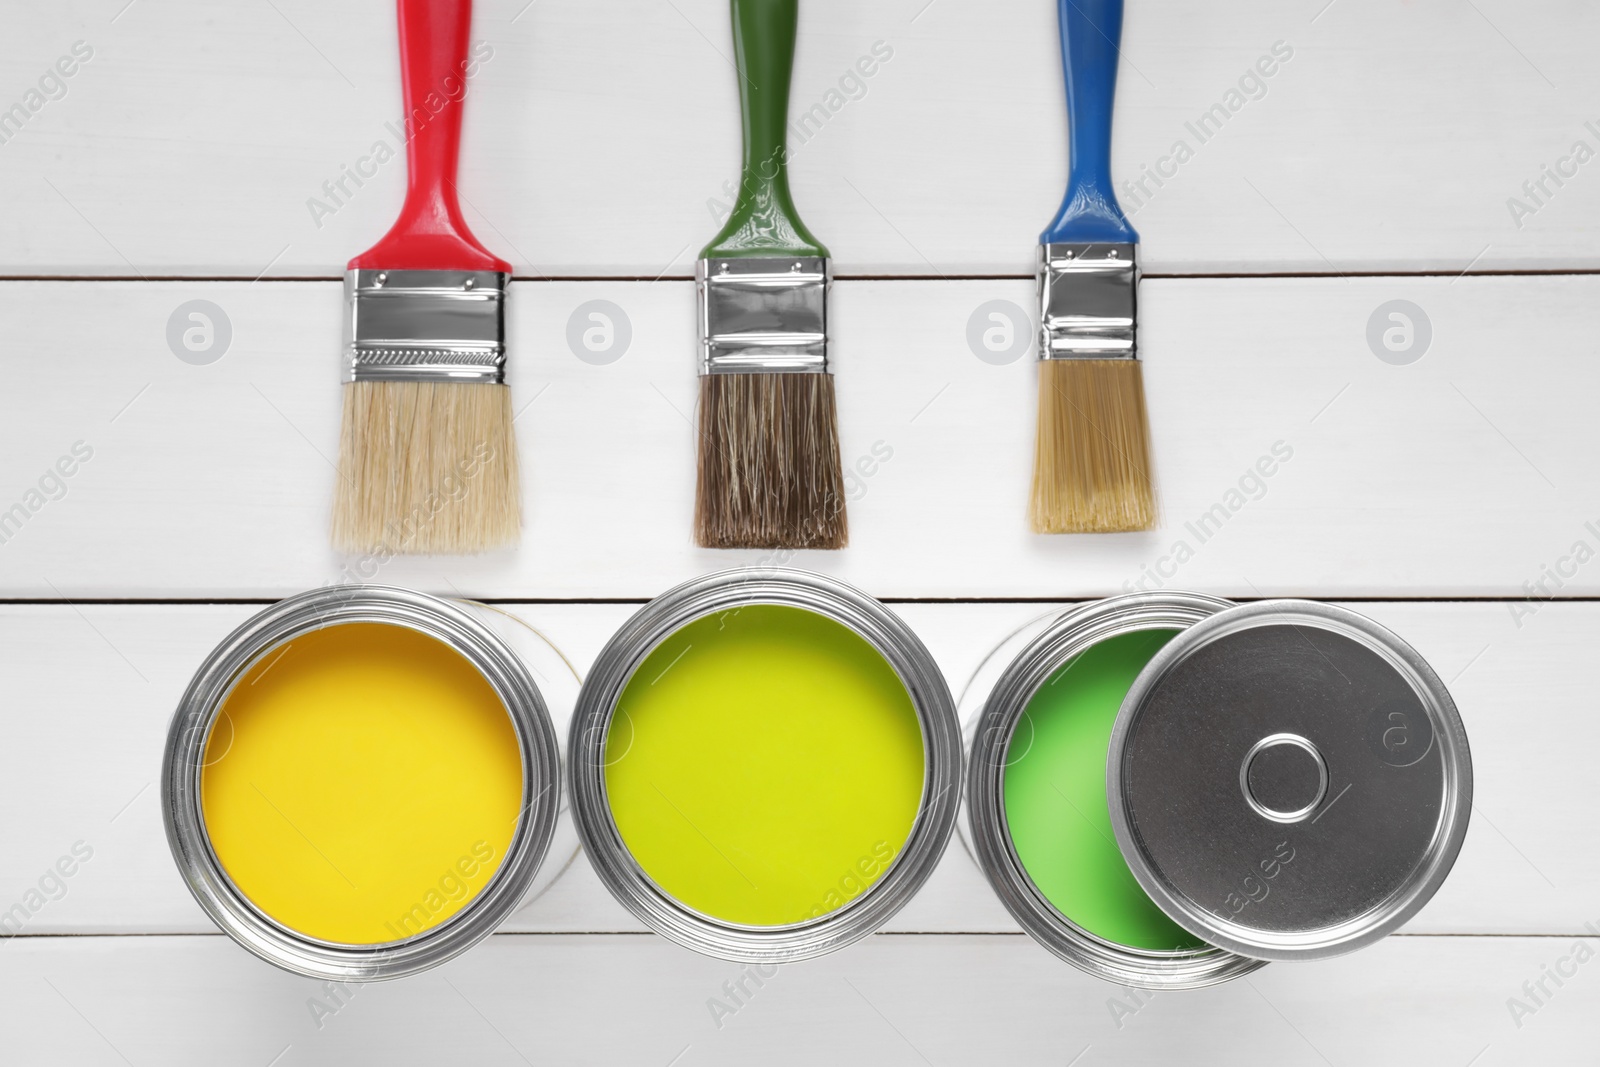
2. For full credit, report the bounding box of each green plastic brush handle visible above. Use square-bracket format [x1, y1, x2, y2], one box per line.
[700, 0, 828, 259]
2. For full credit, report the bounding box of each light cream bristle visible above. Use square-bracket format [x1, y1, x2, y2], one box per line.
[1030, 359, 1156, 534]
[333, 381, 520, 555]
[694, 372, 848, 551]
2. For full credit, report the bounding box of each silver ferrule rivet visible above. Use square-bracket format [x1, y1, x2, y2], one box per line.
[464, 277, 476, 289]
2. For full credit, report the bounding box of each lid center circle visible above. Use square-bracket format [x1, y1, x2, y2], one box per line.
[1239, 733, 1327, 824]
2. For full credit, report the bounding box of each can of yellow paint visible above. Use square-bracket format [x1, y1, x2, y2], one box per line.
[162, 586, 562, 980]
[569, 568, 962, 963]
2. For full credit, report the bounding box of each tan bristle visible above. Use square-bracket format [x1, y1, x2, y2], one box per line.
[333, 381, 521, 555]
[694, 372, 848, 551]
[1030, 359, 1156, 534]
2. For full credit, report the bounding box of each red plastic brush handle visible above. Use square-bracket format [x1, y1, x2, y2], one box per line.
[349, 0, 510, 272]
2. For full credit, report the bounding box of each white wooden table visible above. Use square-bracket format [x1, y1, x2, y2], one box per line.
[0, 1, 1592, 1062]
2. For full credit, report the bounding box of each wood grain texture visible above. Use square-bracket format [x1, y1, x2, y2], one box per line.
[0, 933, 1586, 1066]
[0, 600, 1581, 938]
[0, 0, 1591, 1058]
[0, 276, 1588, 598]
[0, 1, 1593, 275]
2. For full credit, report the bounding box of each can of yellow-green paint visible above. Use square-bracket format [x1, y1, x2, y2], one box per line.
[162, 586, 562, 980]
[569, 569, 961, 962]
[966, 592, 1471, 989]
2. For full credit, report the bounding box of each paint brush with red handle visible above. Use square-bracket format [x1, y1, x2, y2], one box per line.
[333, 0, 519, 555]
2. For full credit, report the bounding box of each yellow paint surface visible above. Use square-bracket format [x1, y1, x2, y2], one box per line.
[200, 622, 523, 945]
[604, 605, 925, 927]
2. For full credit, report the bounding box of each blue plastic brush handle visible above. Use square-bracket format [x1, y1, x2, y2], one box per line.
[1040, 0, 1138, 244]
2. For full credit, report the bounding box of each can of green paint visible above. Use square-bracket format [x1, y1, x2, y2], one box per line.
[966, 592, 1471, 988]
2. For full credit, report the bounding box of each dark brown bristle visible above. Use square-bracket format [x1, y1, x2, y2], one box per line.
[1030, 359, 1157, 534]
[694, 372, 848, 550]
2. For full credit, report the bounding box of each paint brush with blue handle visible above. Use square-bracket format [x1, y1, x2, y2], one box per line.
[1031, 0, 1155, 533]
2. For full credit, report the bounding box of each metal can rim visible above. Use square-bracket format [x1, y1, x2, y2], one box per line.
[965, 591, 1267, 989]
[568, 567, 962, 964]
[161, 585, 561, 981]
[1107, 599, 1473, 962]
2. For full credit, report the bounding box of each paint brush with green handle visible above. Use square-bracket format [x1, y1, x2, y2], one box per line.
[694, 0, 846, 551]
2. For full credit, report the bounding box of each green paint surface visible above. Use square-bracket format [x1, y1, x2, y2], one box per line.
[605, 605, 924, 927]
[1003, 629, 1205, 951]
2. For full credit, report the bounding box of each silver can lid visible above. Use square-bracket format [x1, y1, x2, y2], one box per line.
[1107, 601, 1472, 962]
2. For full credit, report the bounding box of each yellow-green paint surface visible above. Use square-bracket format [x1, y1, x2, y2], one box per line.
[1003, 629, 1205, 951]
[201, 623, 523, 945]
[605, 605, 924, 927]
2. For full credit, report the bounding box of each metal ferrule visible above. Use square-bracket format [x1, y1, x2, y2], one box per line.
[1037, 242, 1138, 360]
[344, 269, 509, 384]
[697, 257, 829, 375]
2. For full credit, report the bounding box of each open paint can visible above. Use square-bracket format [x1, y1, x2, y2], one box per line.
[966, 592, 1471, 989]
[163, 586, 561, 980]
[569, 569, 961, 962]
